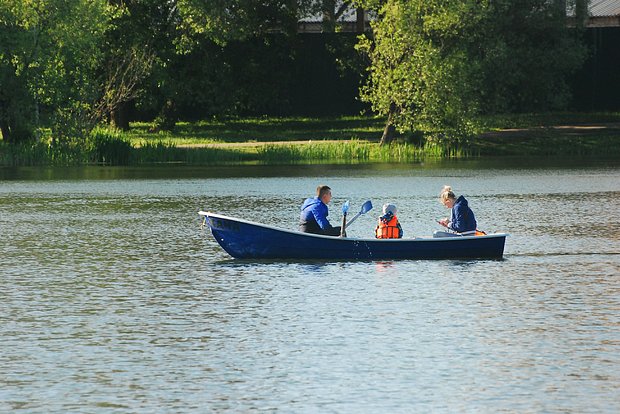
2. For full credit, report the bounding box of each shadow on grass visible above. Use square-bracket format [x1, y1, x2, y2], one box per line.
[129, 116, 385, 144]
[474, 129, 620, 156]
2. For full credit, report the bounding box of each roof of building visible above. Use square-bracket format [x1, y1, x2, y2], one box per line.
[590, 0, 620, 17]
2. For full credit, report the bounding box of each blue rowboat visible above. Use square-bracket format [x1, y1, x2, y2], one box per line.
[199, 211, 508, 260]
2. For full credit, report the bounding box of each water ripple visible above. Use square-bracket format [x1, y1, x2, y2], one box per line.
[1, 168, 619, 412]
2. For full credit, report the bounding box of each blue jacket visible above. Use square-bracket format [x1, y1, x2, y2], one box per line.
[449, 195, 477, 233]
[299, 197, 340, 235]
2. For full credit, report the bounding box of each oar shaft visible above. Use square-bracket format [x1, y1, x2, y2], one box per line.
[344, 200, 372, 228]
[346, 212, 361, 227]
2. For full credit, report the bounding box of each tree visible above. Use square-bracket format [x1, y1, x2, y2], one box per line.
[142, 0, 312, 130]
[0, 0, 110, 144]
[0, 2, 40, 143]
[96, 46, 154, 130]
[91, 0, 365, 130]
[97, 0, 156, 130]
[477, 0, 588, 114]
[356, 0, 483, 145]
[356, 0, 588, 145]
[320, 0, 353, 32]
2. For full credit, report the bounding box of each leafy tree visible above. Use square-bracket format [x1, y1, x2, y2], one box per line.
[477, 0, 588, 114]
[356, 0, 483, 144]
[97, 0, 156, 130]
[0, 8, 32, 142]
[176, 0, 305, 44]
[0, 0, 110, 144]
[0, 2, 41, 143]
[320, 0, 355, 32]
[142, 0, 316, 130]
[355, 0, 588, 145]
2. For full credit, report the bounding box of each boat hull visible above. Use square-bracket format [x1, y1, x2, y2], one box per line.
[200, 212, 507, 260]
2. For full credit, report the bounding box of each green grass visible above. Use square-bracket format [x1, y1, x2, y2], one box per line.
[127, 115, 385, 146]
[2, 113, 619, 166]
[256, 141, 472, 164]
[477, 111, 620, 131]
[0, 141, 92, 166]
[472, 132, 620, 157]
[133, 142, 258, 164]
[472, 111, 620, 156]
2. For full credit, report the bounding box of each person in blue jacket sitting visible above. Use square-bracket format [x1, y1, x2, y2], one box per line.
[299, 185, 341, 236]
[436, 185, 477, 236]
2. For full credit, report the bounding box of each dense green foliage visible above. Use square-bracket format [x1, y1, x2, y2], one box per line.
[356, 0, 588, 143]
[1, 1, 365, 142]
[0, 0, 110, 143]
[137, 33, 365, 124]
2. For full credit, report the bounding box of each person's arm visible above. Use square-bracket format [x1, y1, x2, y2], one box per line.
[312, 203, 333, 230]
[449, 204, 467, 232]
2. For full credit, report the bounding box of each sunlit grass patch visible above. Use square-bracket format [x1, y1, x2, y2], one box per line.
[255, 141, 473, 164]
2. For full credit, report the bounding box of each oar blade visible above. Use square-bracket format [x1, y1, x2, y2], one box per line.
[361, 200, 373, 214]
[342, 200, 350, 214]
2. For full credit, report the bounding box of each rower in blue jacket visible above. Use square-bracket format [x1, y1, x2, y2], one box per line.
[299, 185, 341, 236]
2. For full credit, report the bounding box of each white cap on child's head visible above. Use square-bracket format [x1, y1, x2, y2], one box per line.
[382, 203, 397, 215]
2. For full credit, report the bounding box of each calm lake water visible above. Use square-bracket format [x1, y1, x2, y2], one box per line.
[1, 160, 619, 413]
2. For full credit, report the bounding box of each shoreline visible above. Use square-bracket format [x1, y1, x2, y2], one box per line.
[2, 119, 619, 166]
[172, 122, 620, 148]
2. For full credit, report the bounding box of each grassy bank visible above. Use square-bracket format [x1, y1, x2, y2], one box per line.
[1, 113, 619, 166]
[127, 116, 385, 146]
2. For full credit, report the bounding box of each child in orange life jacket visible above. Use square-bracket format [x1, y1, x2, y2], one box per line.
[375, 203, 403, 239]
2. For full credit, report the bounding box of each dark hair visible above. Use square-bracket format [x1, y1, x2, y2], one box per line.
[316, 185, 331, 199]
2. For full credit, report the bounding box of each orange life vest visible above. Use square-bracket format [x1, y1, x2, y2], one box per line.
[375, 216, 402, 239]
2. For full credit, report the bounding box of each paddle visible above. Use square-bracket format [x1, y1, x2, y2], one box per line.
[340, 200, 350, 237]
[345, 200, 373, 229]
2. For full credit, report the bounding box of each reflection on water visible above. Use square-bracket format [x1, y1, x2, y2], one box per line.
[1, 162, 619, 412]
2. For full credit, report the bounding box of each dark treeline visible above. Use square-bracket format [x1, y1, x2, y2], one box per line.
[572, 27, 620, 112]
[131, 33, 368, 123]
[130, 28, 620, 125]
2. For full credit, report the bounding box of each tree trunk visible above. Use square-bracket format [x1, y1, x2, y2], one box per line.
[1, 96, 15, 142]
[356, 8, 365, 33]
[575, 0, 588, 26]
[380, 104, 397, 146]
[151, 99, 177, 132]
[110, 101, 130, 131]
[0, 113, 32, 144]
[322, 0, 336, 32]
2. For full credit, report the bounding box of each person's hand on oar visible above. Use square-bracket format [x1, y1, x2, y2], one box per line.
[340, 200, 350, 237]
